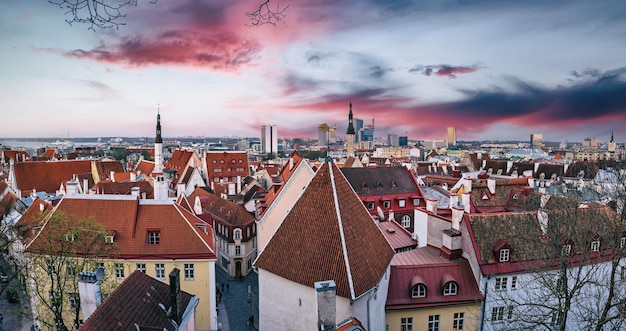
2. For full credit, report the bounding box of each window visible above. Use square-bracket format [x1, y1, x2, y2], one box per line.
[367, 202, 375, 210]
[495, 277, 507, 291]
[66, 262, 77, 277]
[69, 292, 79, 309]
[413, 198, 420, 206]
[511, 276, 518, 289]
[383, 200, 391, 209]
[499, 248, 510, 262]
[453, 312, 464, 331]
[65, 233, 75, 242]
[562, 244, 572, 256]
[136, 263, 146, 273]
[428, 315, 440, 331]
[411, 284, 426, 298]
[399, 199, 406, 208]
[213, 168, 222, 173]
[492, 306, 513, 321]
[443, 282, 458, 296]
[621, 237, 626, 248]
[400, 317, 413, 331]
[221, 257, 229, 270]
[235, 245, 241, 256]
[234, 229, 242, 240]
[184, 263, 194, 280]
[155, 264, 165, 280]
[114, 263, 125, 279]
[147, 231, 160, 245]
[401, 215, 411, 228]
[591, 240, 600, 252]
[252, 238, 257, 249]
[247, 259, 252, 271]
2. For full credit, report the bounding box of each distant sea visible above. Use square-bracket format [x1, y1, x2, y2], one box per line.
[0, 139, 104, 153]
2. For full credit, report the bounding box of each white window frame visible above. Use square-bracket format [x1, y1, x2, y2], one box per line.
[443, 282, 458, 296]
[234, 228, 242, 240]
[367, 202, 375, 210]
[453, 312, 464, 331]
[591, 240, 600, 252]
[114, 263, 125, 279]
[511, 276, 518, 289]
[413, 198, 420, 206]
[136, 263, 146, 273]
[428, 314, 440, 331]
[411, 284, 426, 298]
[184, 263, 194, 280]
[620, 237, 626, 248]
[398, 199, 406, 208]
[499, 248, 510, 262]
[147, 231, 160, 245]
[155, 263, 165, 280]
[235, 245, 241, 256]
[401, 215, 411, 228]
[495, 277, 507, 291]
[562, 244, 572, 256]
[400, 317, 413, 331]
[383, 200, 391, 209]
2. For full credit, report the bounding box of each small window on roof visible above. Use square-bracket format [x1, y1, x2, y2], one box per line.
[443, 281, 458, 296]
[499, 248, 510, 262]
[398, 199, 406, 208]
[411, 284, 426, 298]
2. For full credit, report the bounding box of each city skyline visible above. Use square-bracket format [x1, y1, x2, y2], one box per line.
[1, 1, 626, 142]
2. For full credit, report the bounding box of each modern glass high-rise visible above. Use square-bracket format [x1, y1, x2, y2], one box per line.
[261, 125, 278, 155]
[530, 133, 543, 149]
[446, 127, 457, 147]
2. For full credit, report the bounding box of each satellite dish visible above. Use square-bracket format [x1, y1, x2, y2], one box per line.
[96, 266, 105, 281]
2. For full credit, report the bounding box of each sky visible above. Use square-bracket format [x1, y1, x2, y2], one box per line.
[1, 0, 626, 143]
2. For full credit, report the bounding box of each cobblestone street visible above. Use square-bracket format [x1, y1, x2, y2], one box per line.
[215, 267, 258, 331]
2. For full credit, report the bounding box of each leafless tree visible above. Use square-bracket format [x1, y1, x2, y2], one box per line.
[245, 0, 289, 27]
[25, 211, 118, 330]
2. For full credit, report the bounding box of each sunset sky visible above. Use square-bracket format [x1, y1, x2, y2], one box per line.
[1, 0, 625, 142]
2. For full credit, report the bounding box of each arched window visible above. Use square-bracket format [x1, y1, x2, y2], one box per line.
[411, 284, 426, 298]
[443, 281, 458, 296]
[401, 215, 411, 228]
[234, 228, 242, 240]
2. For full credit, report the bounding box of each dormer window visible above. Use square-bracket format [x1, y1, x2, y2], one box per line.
[383, 201, 391, 209]
[367, 202, 375, 210]
[147, 230, 160, 245]
[443, 281, 458, 296]
[234, 228, 242, 240]
[398, 199, 406, 208]
[562, 244, 572, 256]
[591, 240, 600, 252]
[65, 233, 75, 242]
[411, 284, 426, 298]
[620, 237, 626, 249]
[499, 248, 510, 262]
[105, 230, 116, 244]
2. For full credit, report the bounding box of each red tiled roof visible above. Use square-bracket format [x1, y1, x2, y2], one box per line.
[187, 187, 255, 227]
[80, 270, 193, 331]
[164, 149, 194, 172]
[26, 196, 216, 260]
[14, 197, 53, 242]
[3, 150, 30, 162]
[386, 247, 483, 310]
[93, 180, 154, 199]
[255, 161, 394, 299]
[204, 151, 250, 182]
[41, 149, 60, 160]
[13, 160, 94, 196]
[135, 160, 155, 177]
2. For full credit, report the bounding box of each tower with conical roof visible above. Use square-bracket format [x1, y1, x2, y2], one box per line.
[608, 130, 617, 153]
[152, 109, 169, 200]
[346, 102, 356, 157]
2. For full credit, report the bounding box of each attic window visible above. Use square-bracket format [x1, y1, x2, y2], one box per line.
[383, 201, 391, 209]
[443, 281, 458, 296]
[239, 159, 243, 163]
[499, 248, 510, 262]
[512, 193, 519, 200]
[482, 193, 490, 200]
[411, 284, 426, 298]
[232, 159, 236, 163]
[562, 244, 572, 256]
[367, 202, 375, 210]
[65, 233, 75, 242]
[147, 230, 160, 245]
[398, 199, 406, 208]
[620, 237, 626, 249]
[591, 240, 600, 252]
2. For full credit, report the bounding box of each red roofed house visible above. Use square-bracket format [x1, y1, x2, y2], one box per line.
[24, 194, 218, 330]
[202, 151, 250, 193]
[79, 269, 198, 331]
[187, 187, 257, 278]
[254, 160, 395, 330]
[164, 148, 205, 197]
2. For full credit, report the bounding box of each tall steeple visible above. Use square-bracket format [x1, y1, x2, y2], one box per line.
[608, 129, 617, 153]
[152, 107, 168, 199]
[346, 101, 356, 158]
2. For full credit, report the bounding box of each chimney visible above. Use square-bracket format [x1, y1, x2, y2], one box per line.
[78, 269, 103, 321]
[83, 179, 88, 194]
[441, 227, 463, 260]
[289, 157, 294, 170]
[315, 280, 337, 331]
[110, 171, 115, 182]
[237, 175, 242, 194]
[413, 208, 428, 248]
[487, 178, 496, 195]
[451, 206, 463, 231]
[131, 187, 140, 197]
[66, 179, 79, 196]
[388, 210, 395, 222]
[463, 178, 472, 192]
[39, 203, 44, 212]
[449, 194, 460, 209]
[462, 191, 471, 213]
[169, 268, 182, 325]
[527, 177, 535, 188]
[426, 199, 438, 214]
[506, 160, 513, 173]
[130, 172, 137, 182]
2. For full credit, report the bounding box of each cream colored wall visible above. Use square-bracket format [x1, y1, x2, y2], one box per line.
[257, 162, 314, 251]
[386, 304, 480, 331]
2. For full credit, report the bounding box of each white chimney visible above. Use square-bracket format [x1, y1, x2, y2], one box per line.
[487, 178, 496, 195]
[506, 161, 513, 173]
[39, 203, 44, 212]
[131, 187, 140, 197]
[451, 206, 463, 231]
[130, 172, 137, 182]
[78, 269, 103, 321]
[462, 192, 471, 213]
[426, 199, 437, 214]
[66, 180, 79, 196]
[315, 280, 337, 331]
[194, 196, 203, 215]
[83, 179, 88, 194]
[528, 177, 535, 188]
[413, 208, 428, 248]
[388, 210, 395, 222]
[237, 175, 242, 194]
[463, 178, 472, 192]
[449, 194, 460, 209]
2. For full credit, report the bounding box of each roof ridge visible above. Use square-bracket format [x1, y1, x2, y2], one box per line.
[330, 162, 356, 300]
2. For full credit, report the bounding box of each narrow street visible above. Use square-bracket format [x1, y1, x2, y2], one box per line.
[0, 250, 33, 331]
[215, 266, 259, 331]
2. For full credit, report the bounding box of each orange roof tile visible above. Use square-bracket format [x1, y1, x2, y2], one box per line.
[135, 160, 155, 177]
[255, 161, 394, 299]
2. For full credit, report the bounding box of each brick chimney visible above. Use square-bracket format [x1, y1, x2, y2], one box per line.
[315, 280, 336, 331]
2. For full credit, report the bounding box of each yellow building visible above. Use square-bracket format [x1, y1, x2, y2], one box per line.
[385, 247, 483, 331]
[23, 194, 217, 331]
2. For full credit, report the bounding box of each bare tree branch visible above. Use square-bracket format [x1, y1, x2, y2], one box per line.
[245, 0, 288, 27]
[49, 0, 155, 31]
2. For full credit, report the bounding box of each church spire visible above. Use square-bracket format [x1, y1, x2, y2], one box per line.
[155, 106, 162, 144]
[346, 101, 355, 135]
[346, 101, 356, 158]
[611, 130, 615, 143]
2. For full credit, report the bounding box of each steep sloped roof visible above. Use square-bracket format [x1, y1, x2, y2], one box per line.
[135, 160, 155, 177]
[187, 187, 255, 227]
[80, 270, 193, 331]
[165, 149, 194, 172]
[255, 161, 394, 299]
[340, 166, 422, 197]
[14, 160, 93, 195]
[93, 180, 154, 199]
[26, 195, 215, 260]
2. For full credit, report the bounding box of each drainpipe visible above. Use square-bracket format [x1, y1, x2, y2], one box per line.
[480, 275, 491, 331]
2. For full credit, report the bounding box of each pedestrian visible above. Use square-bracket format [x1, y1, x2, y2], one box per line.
[227, 283, 230, 293]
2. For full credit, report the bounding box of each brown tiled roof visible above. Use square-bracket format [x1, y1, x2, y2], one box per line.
[386, 247, 482, 310]
[508, 161, 534, 176]
[14, 197, 53, 242]
[205, 151, 250, 182]
[13, 160, 94, 196]
[377, 221, 418, 251]
[255, 161, 394, 299]
[80, 270, 193, 331]
[25, 196, 216, 260]
[470, 178, 529, 209]
[3, 150, 30, 162]
[187, 187, 254, 227]
[135, 160, 155, 177]
[564, 160, 599, 179]
[534, 163, 564, 179]
[93, 180, 154, 199]
[340, 166, 422, 197]
[164, 149, 194, 172]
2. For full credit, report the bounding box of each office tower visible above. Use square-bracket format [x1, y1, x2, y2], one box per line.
[446, 127, 457, 147]
[261, 125, 278, 155]
[530, 133, 543, 149]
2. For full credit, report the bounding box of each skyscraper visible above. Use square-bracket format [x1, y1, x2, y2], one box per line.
[261, 125, 278, 155]
[446, 127, 457, 147]
[530, 133, 543, 149]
